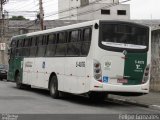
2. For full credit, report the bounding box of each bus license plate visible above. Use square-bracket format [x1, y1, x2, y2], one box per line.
[117, 79, 128, 83]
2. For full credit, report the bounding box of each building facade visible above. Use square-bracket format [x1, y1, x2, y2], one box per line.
[58, 0, 130, 20]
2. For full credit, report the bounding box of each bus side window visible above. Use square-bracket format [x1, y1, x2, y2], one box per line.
[15, 40, 19, 56]
[11, 39, 17, 57]
[28, 38, 32, 57]
[70, 30, 79, 42]
[13, 39, 18, 56]
[43, 35, 48, 45]
[25, 38, 29, 47]
[23, 38, 30, 57]
[32, 37, 37, 46]
[11, 40, 15, 48]
[16, 40, 19, 47]
[46, 34, 56, 57]
[18, 39, 23, 56]
[83, 28, 92, 41]
[55, 32, 67, 56]
[47, 34, 56, 44]
[81, 28, 92, 56]
[57, 32, 67, 43]
[67, 30, 81, 56]
[29, 38, 32, 46]
[30, 36, 37, 57]
[37, 36, 43, 46]
[37, 35, 46, 57]
[18, 39, 22, 47]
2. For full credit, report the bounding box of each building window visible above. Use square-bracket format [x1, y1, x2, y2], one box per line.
[101, 9, 110, 15]
[117, 10, 126, 15]
[80, 0, 89, 7]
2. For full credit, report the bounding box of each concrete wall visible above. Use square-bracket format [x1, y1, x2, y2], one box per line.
[150, 29, 160, 91]
[58, 0, 80, 20]
[58, 0, 130, 20]
[77, 3, 130, 20]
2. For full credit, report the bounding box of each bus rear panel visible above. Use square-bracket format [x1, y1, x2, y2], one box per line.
[90, 21, 151, 96]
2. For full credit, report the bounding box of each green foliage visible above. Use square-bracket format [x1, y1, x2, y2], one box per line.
[9, 16, 27, 20]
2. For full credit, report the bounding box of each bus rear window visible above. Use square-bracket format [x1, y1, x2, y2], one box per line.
[99, 22, 149, 52]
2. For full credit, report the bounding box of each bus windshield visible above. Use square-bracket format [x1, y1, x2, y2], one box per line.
[99, 22, 149, 52]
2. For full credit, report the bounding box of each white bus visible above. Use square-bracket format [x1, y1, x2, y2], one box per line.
[8, 20, 151, 100]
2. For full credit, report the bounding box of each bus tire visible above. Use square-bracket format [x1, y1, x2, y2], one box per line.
[15, 72, 23, 89]
[49, 76, 59, 99]
[88, 92, 107, 101]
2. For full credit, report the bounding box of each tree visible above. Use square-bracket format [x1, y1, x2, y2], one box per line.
[9, 16, 27, 20]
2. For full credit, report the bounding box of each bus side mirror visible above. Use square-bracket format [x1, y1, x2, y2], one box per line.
[94, 23, 99, 29]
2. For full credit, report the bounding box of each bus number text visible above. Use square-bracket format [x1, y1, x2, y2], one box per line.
[76, 61, 85, 67]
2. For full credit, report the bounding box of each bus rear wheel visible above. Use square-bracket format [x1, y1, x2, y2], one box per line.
[49, 76, 59, 99]
[15, 72, 23, 89]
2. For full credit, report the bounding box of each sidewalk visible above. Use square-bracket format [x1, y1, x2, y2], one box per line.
[108, 92, 160, 110]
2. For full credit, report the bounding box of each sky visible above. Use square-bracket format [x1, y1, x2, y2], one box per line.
[126, 0, 160, 19]
[3, 0, 160, 20]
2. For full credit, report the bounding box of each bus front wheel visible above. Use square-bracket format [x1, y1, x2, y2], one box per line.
[49, 76, 59, 99]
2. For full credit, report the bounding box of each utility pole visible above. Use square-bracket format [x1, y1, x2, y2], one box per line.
[39, 0, 44, 30]
[0, 0, 4, 64]
[0, 0, 8, 65]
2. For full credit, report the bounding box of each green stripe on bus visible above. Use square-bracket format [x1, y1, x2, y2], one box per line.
[123, 53, 147, 85]
[7, 57, 24, 81]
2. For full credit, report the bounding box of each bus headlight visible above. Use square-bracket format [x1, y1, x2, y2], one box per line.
[94, 60, 102, 81]
[142, 64, 150, 84]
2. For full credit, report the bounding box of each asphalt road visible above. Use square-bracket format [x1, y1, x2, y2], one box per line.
[0, 80, 159, 115]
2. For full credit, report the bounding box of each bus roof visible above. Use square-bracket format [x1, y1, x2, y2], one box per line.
[11, 19, 149, 40]
[11, 20, 99, 39]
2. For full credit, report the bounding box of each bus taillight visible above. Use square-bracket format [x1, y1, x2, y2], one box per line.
[94, 60, 102, 81]
[94, 63, 100, 68]
[142, 64, 150, 84]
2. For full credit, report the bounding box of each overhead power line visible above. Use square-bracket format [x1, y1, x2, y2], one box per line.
[43, 0, 101, 19]
[9, 0, 131, 32]
[44, 0, 103, 18]
[25, 0, 131, 29]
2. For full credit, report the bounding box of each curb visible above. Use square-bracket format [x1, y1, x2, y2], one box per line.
[108, 97, 160, 111]
[107, 97, 149, 108]
[149, 105, 160, 110]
